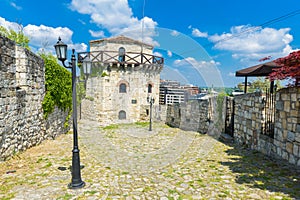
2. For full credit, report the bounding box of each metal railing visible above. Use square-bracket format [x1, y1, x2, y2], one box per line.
[77, 51, 164, 66]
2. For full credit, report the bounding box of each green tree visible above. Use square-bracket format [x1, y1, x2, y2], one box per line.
[251, 77, 282, 92]
[0, 25, 30, 49]
[251, 77, 270, 90]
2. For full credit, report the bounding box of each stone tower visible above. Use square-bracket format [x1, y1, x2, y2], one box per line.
[79, 35, 164, 125]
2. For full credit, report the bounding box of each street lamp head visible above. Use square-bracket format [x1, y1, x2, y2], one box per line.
[82, 56, 92, 75]
[54, 37, 68, 62]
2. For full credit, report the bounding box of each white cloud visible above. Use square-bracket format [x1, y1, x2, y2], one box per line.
[10, 2, 22, 10]
[24, 24, 73, 46]
[69, 43, 88, 52]
[23, 24, 80, 53]
[0, 16, 20, 30]
[228, 72, 235, 77]
[69, 0, 158, 45]
[188, 26, 208, 38]
[167, 50, 172, 57]
[69, 0, 133, 29]
[160, 65, 190, 85]
[0, 17, 87, 53]
[89, 30, 105, 38]
[191, 28, 208, 38]
[153, 51, 163, 57]
[209, 25, 293, 61]
[171, 30, 179, 36]
[174, 57, 220, 68]
[172, 57, 223, 87]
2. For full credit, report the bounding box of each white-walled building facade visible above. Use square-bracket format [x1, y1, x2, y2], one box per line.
[80, 36, 164, 125]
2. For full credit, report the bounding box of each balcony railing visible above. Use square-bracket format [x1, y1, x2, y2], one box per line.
[77, 51, 164, 66]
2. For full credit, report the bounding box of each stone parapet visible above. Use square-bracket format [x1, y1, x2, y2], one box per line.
[234, 88, 300, 167]
[0, 36, 70, 161]
[165, 96, 225, 137]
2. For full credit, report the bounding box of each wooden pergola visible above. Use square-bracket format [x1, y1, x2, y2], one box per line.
[235, 61, 280, 93]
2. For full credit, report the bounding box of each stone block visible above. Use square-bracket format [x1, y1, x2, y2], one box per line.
[281, 93, 288, 101]
[286, 142, 294, 154]
[289, 154, 296, 164]
[296, 124, 300, 134]
[296, 133, 300, 143]
[282, 119, 287, 129]
[284, 101, 291, 112]
[282, 151, 289, 160]
[276, 101, 284, 111]
[287, 131, 295, 142]
[293, 144, 299, 157]
[290, 109, 298, 117]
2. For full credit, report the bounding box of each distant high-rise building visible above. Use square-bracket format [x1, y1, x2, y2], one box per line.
[159, 80, 199, 105]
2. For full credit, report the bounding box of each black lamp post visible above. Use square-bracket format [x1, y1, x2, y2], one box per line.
[147, 96, 155, 131]
[54, 37, 89, 189]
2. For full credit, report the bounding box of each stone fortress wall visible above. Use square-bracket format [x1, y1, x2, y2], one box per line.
[0, 36, 70, 161]
[234, 88, 300, 166]
[165, 88, 300, 167]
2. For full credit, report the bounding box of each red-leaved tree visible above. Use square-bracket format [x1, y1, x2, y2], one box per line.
[269, 50, 300, 86]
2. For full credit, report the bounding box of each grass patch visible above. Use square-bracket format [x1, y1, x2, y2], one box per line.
[134, 121, 149, 127]
[168, 189, 177, 194]
[0, 192, 15, 200]
[143, 186, 152, 192]
[57, 193, 74, 200]
[43, 162, 52, 168]
[84, 190, 97, 195]
[35, 173, 49, 177]
[102, 124, 119, 130]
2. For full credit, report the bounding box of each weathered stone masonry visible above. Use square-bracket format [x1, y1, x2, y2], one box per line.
[234, 88, 300, 167]
[0, 36, 70, 161]
[165, 90, 300, 167]
[165, 96, 226, 138]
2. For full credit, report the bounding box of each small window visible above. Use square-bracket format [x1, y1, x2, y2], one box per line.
[118, 47, 125, 62]
[119, 110, 126, 120]
[148, 84, 152, 93]
[132, 99, 137, 104]
[119, 83, 127, 93]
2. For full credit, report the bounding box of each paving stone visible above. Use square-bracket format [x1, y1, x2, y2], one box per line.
[0, 119, 299, 199]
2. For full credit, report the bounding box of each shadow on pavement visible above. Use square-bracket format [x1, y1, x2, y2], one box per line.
[220, 141, 300, 199]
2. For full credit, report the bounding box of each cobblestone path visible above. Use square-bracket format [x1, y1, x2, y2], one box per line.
[0, 119, 299, 199]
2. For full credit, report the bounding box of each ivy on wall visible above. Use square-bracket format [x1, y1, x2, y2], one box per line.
[0, 26, 30, 50]
[41, 53, 72, 122]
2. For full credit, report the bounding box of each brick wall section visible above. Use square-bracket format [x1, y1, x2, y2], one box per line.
[234, 88, 300, 167]
[0, 36, 70, 161]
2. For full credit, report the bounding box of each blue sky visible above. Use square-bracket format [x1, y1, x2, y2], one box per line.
[1, 0, 300, 87]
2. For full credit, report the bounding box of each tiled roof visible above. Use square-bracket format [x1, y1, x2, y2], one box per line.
[90, 35, 153, 48]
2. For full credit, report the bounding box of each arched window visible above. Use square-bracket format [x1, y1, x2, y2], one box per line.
[119, 83, 127, 93]
[148, 84, 152, 93]
[118, 110, 126, 120]
[118, 47, 125, 62]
